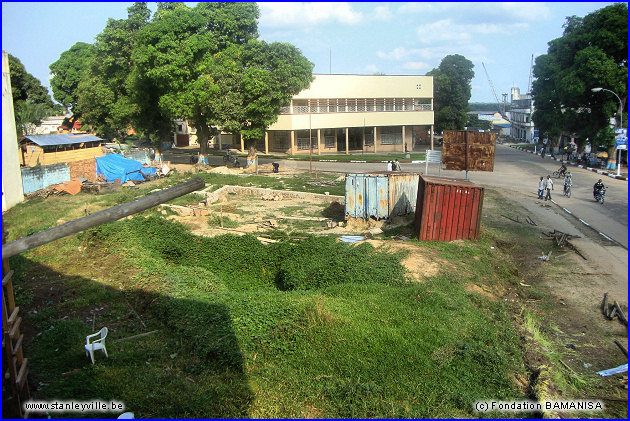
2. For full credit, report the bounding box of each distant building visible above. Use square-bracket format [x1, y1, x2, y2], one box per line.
[20, 133, 103, 167]
[509, 87, 535, 142]
[264, 74, 434, 155]
[32, 115, 67, 134]
[175, 74, 435, 154]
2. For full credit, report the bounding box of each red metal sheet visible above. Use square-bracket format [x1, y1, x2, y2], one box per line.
[415, 175, 484, 241]
[441, 186, 452, 241]
[461, 188, 473, 240]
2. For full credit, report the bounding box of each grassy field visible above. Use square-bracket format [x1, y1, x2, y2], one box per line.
[3, 170, 623, 418]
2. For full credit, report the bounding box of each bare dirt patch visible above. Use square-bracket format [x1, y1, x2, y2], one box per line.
[365, 240, 445, 281]
[464, 283, 500, 301]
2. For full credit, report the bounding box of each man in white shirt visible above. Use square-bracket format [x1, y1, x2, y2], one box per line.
[545, 175, 553, 201]
[537, 176, 545, 199]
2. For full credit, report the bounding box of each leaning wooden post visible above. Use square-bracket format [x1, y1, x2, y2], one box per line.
[2, 178, 205, 260]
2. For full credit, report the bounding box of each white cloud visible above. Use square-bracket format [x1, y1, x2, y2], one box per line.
[403, 61, 430, 70]
[258, 2, 364, 28]
[376, 47, 419, 61]
[396, 2, 454, 15]
[371, 5, 393, 21]
[416, 18, 526, 44]
[364, 64, 378, 73]
[497, 2, 551, 21]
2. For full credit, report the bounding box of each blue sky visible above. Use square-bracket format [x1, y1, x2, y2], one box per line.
[1, 1, 619, 104]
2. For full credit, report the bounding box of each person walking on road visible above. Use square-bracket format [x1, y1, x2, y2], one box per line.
[545, 175, 553, 201]
[537, 176, 545, 199]
[387, 161, 393, 171]
[563, 171, 572, 197]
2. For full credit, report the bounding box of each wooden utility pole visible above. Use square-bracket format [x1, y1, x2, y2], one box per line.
[2, 178, 205, 260]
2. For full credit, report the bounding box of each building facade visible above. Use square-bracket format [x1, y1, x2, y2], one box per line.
[2, 50, 24, 210]
[206, 74, 434, 154]
[19, 134, 103, 167]
[509, 87, 535, 143]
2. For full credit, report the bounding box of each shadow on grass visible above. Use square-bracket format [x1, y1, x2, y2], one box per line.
[8, 255, 253, 419]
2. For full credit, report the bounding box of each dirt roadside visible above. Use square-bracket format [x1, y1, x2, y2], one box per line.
[487, 186, 628, 415]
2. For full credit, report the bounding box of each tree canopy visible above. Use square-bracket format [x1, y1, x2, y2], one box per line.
[531, 3, 627, 154]
[428, 54, 475, 132]
[75, 2, 152, 140]
[7, 54, 60, 136]
[49, 42, 93, 119]
[56, 2, 313, 152]
[128, 2, 313, 153]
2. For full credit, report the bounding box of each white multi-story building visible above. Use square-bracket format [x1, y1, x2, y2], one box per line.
[509, 87, 535, 143]
[262, 74, 434, 155]
[177, 74, 435, 154]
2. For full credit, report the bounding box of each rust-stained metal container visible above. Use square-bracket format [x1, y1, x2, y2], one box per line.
[414, 175, 484, 241]
[442, 130, 496, 172]
[345, 172, 420, 220]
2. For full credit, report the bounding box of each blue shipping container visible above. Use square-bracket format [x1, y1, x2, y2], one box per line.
[345, 172, 419, 220]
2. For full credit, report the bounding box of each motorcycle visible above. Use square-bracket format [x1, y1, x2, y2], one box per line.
[223, 150, 241, 168]
[593, 186, 606, 204]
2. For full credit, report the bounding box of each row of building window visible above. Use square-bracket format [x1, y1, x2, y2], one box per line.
[281, 98, 432, 114]
[274, 127, 402, 149]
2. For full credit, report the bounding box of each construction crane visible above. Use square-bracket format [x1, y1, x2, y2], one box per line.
[482, 62, 507, 119]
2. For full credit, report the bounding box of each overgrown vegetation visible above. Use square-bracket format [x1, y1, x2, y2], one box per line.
[6, 175, 622, 418]
[5, 204, 531, 417]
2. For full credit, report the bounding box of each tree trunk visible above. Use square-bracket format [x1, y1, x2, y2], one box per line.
[196, 125, 210, 165]
[607, 145, 617, 170]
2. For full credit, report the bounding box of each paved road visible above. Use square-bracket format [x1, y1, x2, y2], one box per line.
[265, 145, 628, 248]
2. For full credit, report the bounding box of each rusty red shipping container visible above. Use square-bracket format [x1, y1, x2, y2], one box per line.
[414, 175, 484, 241]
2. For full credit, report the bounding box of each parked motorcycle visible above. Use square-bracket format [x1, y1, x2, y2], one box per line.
[223, 150, 241, 168]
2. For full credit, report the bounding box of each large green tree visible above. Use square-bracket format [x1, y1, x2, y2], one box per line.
[76, 2, 151, 140]
[428, 54, 475, 132]
[129, 2, 313, 156]
[532, 3, 627, 163]
[7, 54, 59, 136]
[49, 42, 94, 126]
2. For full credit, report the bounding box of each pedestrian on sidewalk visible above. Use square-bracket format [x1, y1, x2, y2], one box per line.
[393, 159, 401, 171]
[544, 175, 553, 201]
[537, 176, 545, 199]
[387, 161, 393, 171]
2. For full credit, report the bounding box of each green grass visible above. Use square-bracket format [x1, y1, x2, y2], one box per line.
[8, 213, 530, 418]
[207, 215, 240, 228]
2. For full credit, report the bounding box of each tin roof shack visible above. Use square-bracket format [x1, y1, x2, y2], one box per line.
[345, 172, 420, 220]
[20, 134, 103, 167]
[414, 176, 484, 241]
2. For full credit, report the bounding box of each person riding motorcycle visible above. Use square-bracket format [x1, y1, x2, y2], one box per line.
[593, 179, 605, 197]
[559, 163, 567, 176]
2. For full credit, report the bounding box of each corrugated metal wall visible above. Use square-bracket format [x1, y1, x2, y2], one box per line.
[345, 172, 419, 219]
[414, 175, 484, 241]
[21, 163, 71, 194]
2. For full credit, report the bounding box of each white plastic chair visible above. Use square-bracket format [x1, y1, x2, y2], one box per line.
[84, 327, 108, 364]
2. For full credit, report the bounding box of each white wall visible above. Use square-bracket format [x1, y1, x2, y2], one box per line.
[295, 74, 433, 99]
[2, 50, 24, 211]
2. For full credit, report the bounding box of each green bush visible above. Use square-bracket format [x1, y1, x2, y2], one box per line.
[275, 236, 406, 291]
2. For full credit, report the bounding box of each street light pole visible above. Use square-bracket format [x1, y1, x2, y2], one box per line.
[592, 87, 624, 176]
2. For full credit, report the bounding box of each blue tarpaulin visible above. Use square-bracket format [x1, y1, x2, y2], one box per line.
[96, 153, 157, 183]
